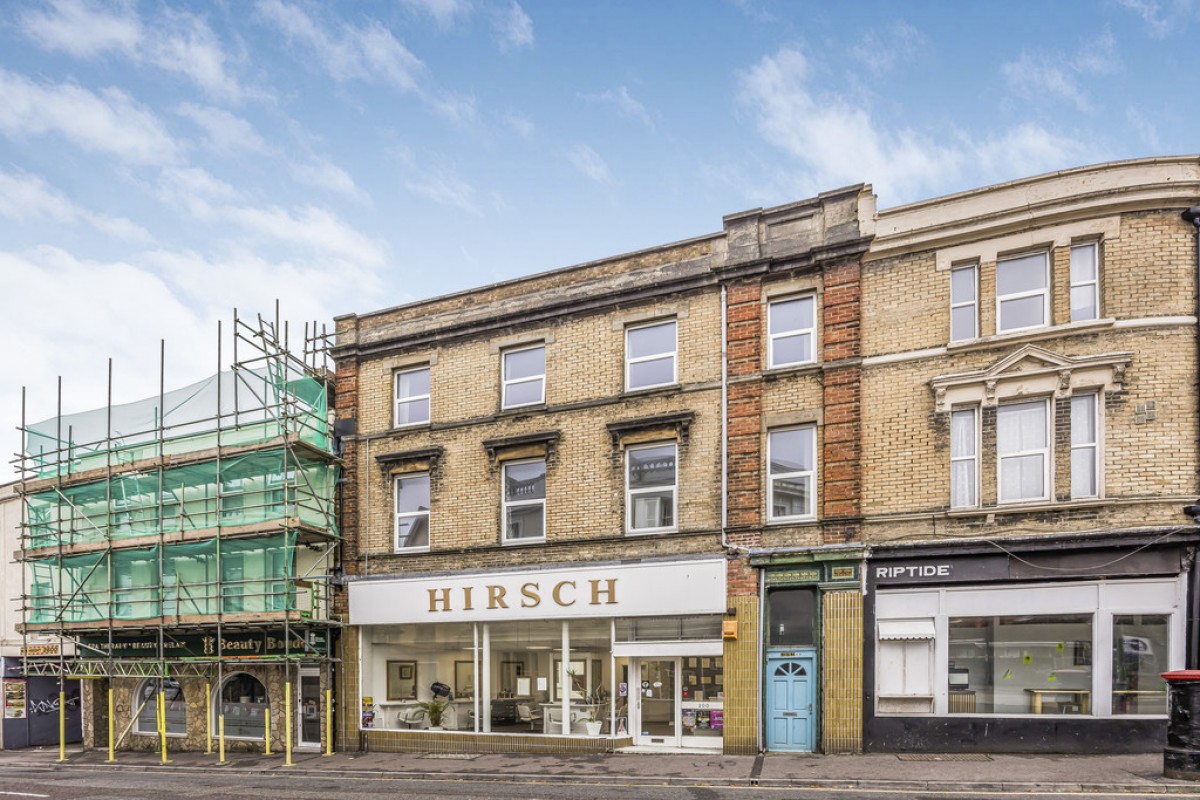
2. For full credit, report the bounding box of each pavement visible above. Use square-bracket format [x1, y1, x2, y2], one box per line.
[2, 744, 1200, 794]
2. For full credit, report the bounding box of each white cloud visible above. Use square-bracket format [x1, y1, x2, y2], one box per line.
[495, 1, 534, 51]
[581, 86, 653, 128]
[291, 159, 368, 202]
[20, 1, 248, 101]
[504, 111, 535, 139]
[20, 0, 141, 58]
[739, 48, 1093, 205]
[1002, 30, 1117, 114]
[403, 168, 482, 216]
[1126, 106, 1162, 150]
[224, 205, 388, 267]
[567, 144, 613, 185]
[256, 0, 424, 92]
[1115, 0, 1194, 37]
[0, 169, 152, 241]
[175, 103, 269, 154]
[0, 68, 179, 166]
[851, 21, 925, 76]
[399, 0, 473, 29]
[429, 92, 478, 125]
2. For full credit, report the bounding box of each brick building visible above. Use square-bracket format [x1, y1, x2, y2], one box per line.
[333, 155, 1200, 757]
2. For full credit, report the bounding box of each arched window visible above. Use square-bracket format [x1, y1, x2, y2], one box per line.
[134, 678, 186, 735]
[216, 673, 269, 739]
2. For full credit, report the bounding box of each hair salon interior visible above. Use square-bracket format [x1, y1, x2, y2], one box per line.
[332, 156, 1200, 756]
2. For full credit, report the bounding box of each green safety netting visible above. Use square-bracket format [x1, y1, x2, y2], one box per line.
[23, 366, 329, 477]
[25, 449, 338, 549]
[28, 533, 298, 624]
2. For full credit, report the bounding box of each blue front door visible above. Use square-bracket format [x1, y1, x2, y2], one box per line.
[766, 650, 815, 752]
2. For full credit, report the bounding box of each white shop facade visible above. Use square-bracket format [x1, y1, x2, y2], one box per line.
[349, 557, 728, 749]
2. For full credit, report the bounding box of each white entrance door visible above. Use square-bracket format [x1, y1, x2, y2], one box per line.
[298, 671, 321, 748]
[635, 659, 678, 747]
[632, 656, 725, 749]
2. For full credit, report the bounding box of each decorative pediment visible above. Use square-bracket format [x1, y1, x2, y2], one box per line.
[931, 345, 1131, 413]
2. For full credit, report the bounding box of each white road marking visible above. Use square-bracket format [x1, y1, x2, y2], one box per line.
[0, 792, 51, 798]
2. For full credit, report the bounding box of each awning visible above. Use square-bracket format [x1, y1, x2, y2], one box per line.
[878, 618, 935, 640]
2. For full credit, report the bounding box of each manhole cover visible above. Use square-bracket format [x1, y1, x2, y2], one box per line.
[420, 753, 480, 760]
[897, 753, 993, 762]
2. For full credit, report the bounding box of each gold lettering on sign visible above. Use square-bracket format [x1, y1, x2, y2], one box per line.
[462, 586, 474, 611]
[428, 588, 451, 612]
[488, 585, 509, 609]
[520, 582, 541, 608]
[589, 578, 617, 605]
[552, 580, 576, 606]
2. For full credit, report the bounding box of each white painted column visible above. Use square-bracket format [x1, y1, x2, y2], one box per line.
[560, 620, 570, 735]
[482, 623, 491, 733]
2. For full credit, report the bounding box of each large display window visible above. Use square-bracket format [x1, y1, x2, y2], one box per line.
[875, 577, 1183, 718]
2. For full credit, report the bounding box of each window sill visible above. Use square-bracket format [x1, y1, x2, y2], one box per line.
[393, 546, 430, 555]
[766, 516, 818, 527]
[626, 528, 678, 537]
[621, 383, 681, 400]
[947, 497, 1108, 518]
[501, 537, 546, 547]
[497, 403, 547, 418]
[133, 731, 187, 738]
[947, 318, 1113, 353]
[763, 362, 820, 379]
[390, 422, 432, 433]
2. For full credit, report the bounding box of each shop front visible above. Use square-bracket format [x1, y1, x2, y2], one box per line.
[865, 532, 1198, 753]
[348, 558, 727, 752]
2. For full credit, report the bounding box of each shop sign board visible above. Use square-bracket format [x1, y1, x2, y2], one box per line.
[869, 555, 1009, 586]
[349, 558, 727, 625]
[20, 644, 59, 657]
[80, 629, 327, 659]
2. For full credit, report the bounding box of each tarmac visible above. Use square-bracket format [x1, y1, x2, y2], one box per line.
[2, 744, 1200, 794]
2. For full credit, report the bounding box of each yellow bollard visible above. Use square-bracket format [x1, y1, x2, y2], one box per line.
[218, 715, 226, 765]
[159, 692, 169, 764]
[323, 689, 333, 757]
[205, 683, 212, 755]
[264, 708, 272, 755]
[284, 682, 293, 767]
[106, 688, 115, 763]
[57, 691, 65, 763]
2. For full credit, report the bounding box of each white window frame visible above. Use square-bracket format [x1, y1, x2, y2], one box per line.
[134, 678, 186, 737]
[996, 398, 1051, 504]
[625, 319, 677, 392]
[501, 343, 546, 410]
[393, 473, 430, 552]
[767, 295, 816, 368]
[1070, 242, 1100, 322]
[996, 251, 1050, 333]
[949, 406, 979, 509]
[767, 426, 816, 521]
[393, 366, 431, 428]
[625, 441, 678, 534]
[502, 457, 546, 544]
[1071, 392, 1101, 499]
[949, 264, 978, 342]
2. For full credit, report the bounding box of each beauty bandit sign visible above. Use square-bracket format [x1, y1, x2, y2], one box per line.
[348, 559, 727, 625]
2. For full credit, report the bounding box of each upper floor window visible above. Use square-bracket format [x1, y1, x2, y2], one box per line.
[997, 398, 1050, 503]
[1070, 243, 1099, 322]
[626, 320, 677, 391]
[626, 442, 676, 532]
[502, 344, 546, 409]
[768, 426, 816, 520]
[503, 459, 546, 542]
[394, 366, 431, 427]
[950, 265, 978, 342]
[949, 407, 978, 508]
[394, 473, 430, 551]
[768, 296, 816, 368]
[1071, 392, 1099, 498]
[996, 252, 1049, 333]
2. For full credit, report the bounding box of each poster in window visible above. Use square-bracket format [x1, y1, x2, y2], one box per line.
[386, 660, 417, 700]
[4, 680, 26, 719]
[1073, 641, 1092, 667]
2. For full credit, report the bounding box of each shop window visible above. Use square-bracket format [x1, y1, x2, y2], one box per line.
[768, 295, 815, 368]
[615, 615, 722, 641]
[1070, 243, 1099, 322]
[394, 366, 431, 427]
[768, 588, 815, 647]
[217, 674, 268, 739]
[1071, 393, 1099, 499]
[949, 407, 979, 508]
[877, 619, 935, 714]
[767, 427, 815, 521]
[135, 678, 186, 736]
[948, 614, 1092, 715]
[394, 473, 430, 550]
[502, 344, 546, 409]
[626, 442, 676, 533]
[1113, 614, 1169, 714]
[502, 459, 546, 542]
[949, 264, 978, 342]
[625, 319, 677, 391]
[997, 399, 1050, 503]
[996, 252, 1049, 332]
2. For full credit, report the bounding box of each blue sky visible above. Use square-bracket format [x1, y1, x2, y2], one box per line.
[1, 0, 1197, 471]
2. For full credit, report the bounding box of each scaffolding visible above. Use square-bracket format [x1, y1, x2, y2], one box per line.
[12, 308, 340, 742]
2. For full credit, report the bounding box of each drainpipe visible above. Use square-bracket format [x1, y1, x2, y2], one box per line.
[720, 284, 729, 548]
[1184, 204, 1200, 668]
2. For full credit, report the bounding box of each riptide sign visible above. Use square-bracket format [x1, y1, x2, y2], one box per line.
[348, 559, 726, 625]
